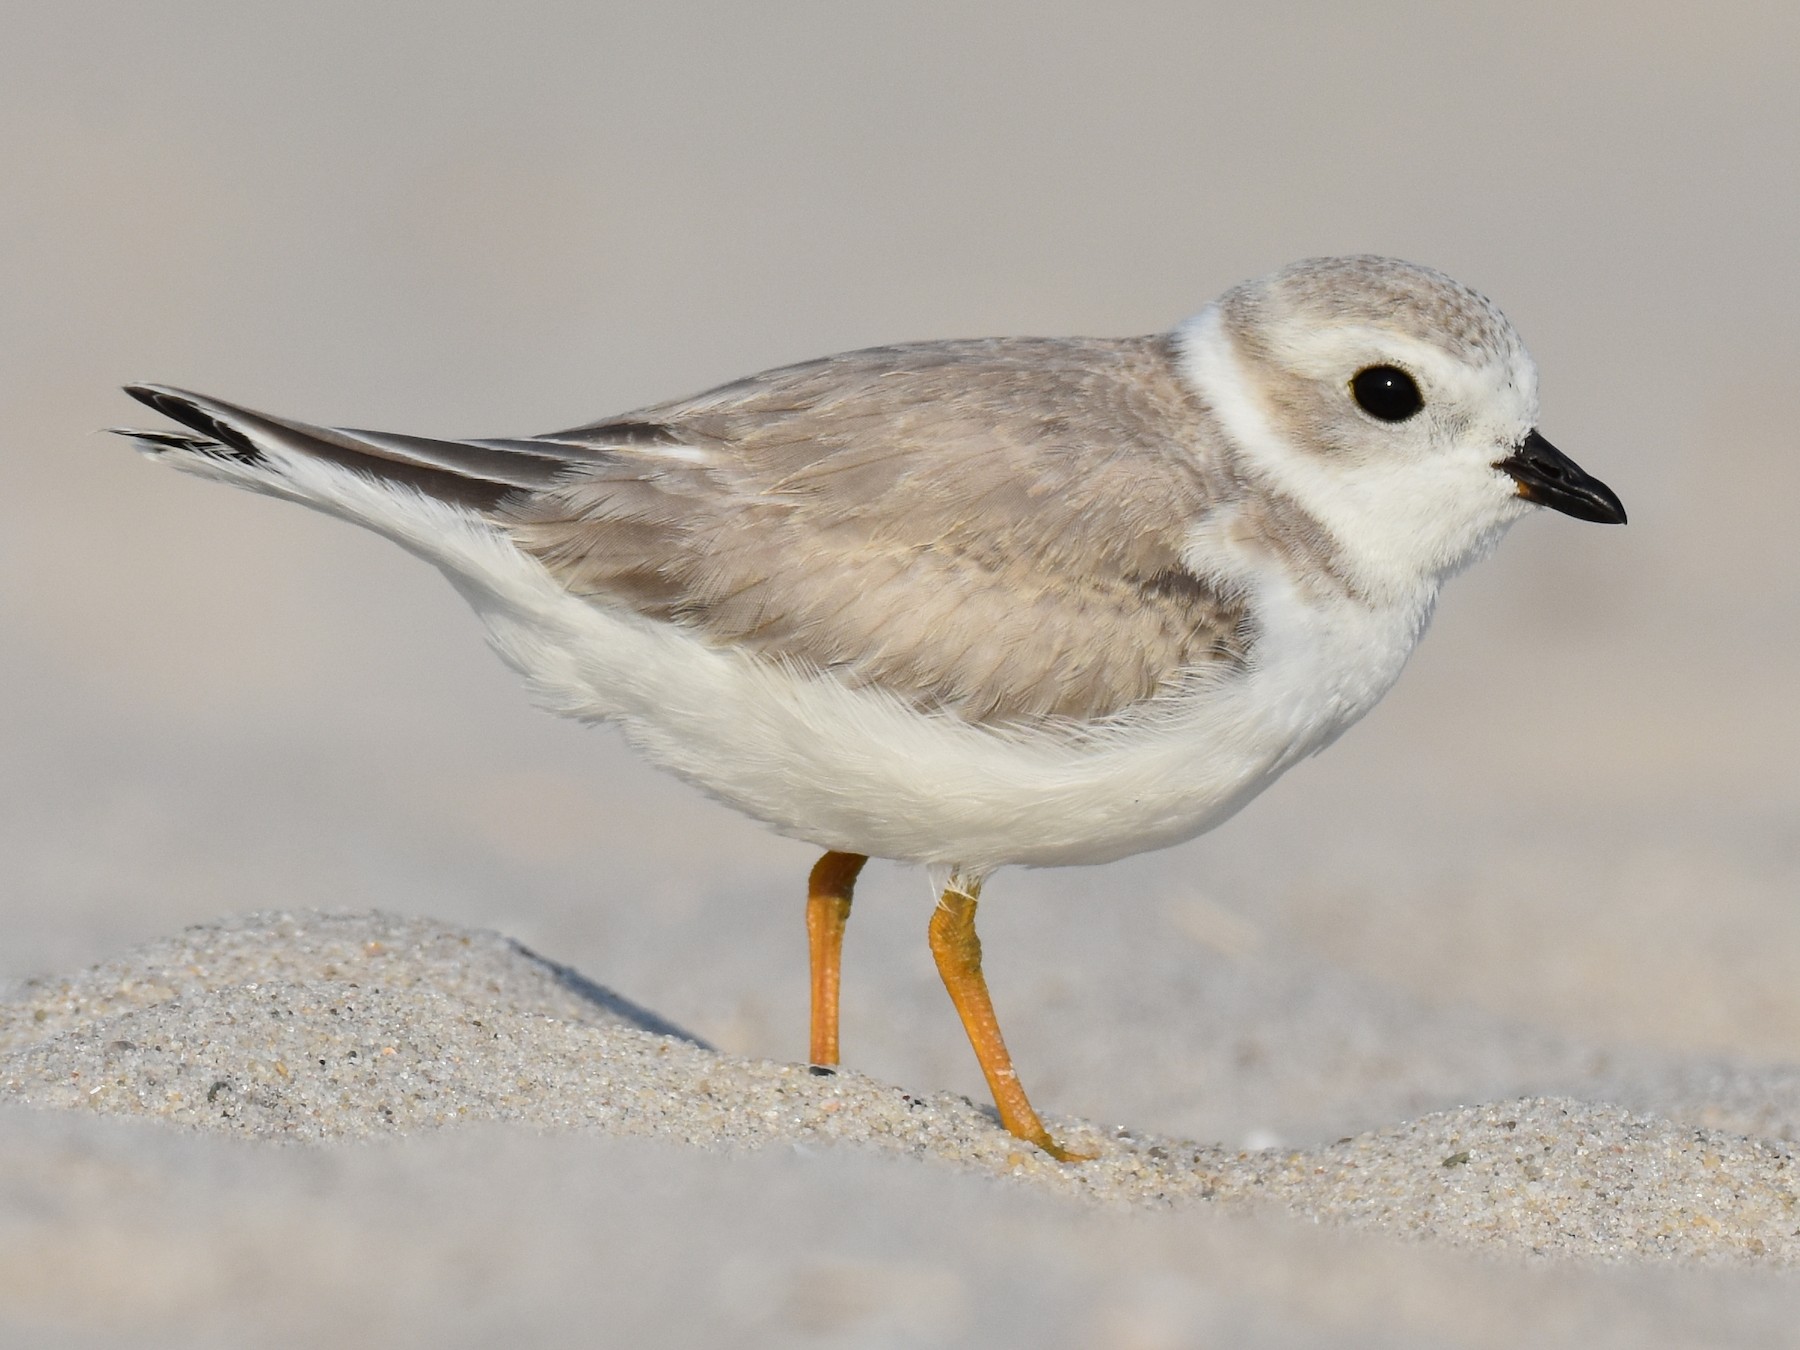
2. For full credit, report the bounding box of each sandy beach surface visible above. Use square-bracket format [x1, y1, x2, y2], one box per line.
[7, 906, 1800, 1348]
[7, 4, 1800, 1346]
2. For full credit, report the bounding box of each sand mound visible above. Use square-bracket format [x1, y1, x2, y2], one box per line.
[5, 909, 1798, 1268]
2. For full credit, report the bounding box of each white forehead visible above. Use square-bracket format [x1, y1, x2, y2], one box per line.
[1219, 256, 1540, 434]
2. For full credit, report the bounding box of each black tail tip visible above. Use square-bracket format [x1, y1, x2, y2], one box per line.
[123, 383, 190, 418]
[108, 427, 220, 455]
[121, 384, 263, 463]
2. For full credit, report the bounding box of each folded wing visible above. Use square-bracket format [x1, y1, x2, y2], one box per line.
[121, 335, 1253, 726]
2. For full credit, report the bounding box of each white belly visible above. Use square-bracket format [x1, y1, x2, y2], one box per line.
[460, 528, 1436, 874]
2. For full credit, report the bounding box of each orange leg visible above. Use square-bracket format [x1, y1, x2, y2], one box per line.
[928, 879, 1090, 1162]
[806, 851, 866, 1066]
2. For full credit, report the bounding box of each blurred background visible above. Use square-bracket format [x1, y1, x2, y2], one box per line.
[3, 1, 1796, 1143]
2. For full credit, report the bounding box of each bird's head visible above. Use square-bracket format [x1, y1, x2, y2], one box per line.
[1178, 255, 1624, 602]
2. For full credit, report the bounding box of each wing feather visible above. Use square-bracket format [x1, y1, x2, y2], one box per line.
[124, 338, 1259, 726]
[502, 335, 1256, 724]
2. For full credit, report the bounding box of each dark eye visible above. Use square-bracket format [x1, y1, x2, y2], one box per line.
[1350, 365, 1423, 422]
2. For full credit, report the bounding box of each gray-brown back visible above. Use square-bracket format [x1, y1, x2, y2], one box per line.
[501, 336, 1254, 725]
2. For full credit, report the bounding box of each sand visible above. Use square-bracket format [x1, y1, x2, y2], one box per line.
[5, 909, 1800, 1348]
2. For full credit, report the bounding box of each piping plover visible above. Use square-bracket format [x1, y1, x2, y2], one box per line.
[115, 255, 1624, 1159]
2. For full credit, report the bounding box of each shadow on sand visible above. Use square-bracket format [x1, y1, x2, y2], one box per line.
[506, 940, 715, 1050]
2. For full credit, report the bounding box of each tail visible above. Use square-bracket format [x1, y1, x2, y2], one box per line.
[112, 384, 590, 516]
[114, 382, 643, 630]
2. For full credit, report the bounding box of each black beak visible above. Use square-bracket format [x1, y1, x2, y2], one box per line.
[1496, 430, 1627, 525]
